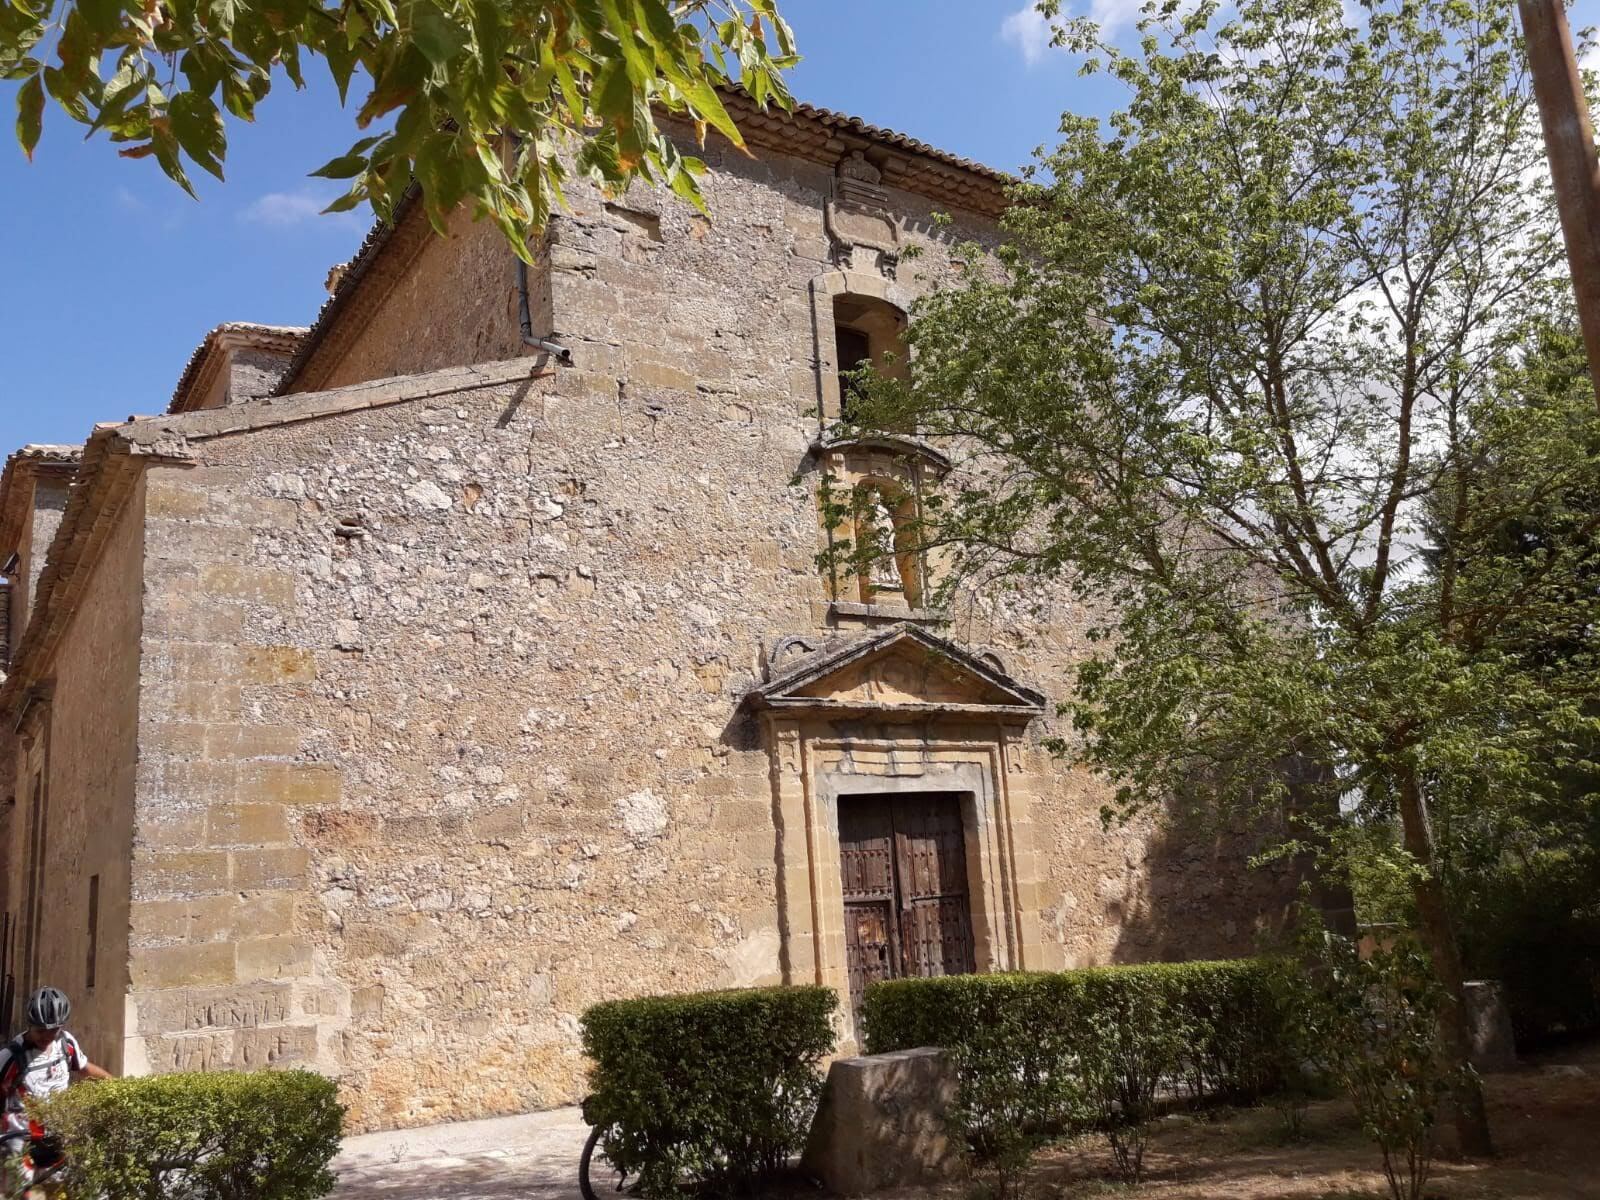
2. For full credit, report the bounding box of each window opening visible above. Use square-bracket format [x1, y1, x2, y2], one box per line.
[831, 295, 908, 425]
[835, 327, 873, 422]
[85, 875, 99, 990]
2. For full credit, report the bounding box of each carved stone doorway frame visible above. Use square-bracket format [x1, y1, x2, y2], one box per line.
[748, 625, 1049, 1046]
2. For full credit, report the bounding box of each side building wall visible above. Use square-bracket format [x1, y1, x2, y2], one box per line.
[296, 208, 538, 394]
[129, 364, 808, 1129]
[7, 479, 144, 1064]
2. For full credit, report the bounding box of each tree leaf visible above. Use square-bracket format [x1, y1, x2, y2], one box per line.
[15, 72, 42, 158]
[8, 0, 799, 245]
[410, 4, 468, 67]
[356, 43, 426, 126]
[323, 36, 358, 104]
[168, 90, 226, 179]
[42, 65, 90, 120]
[630, 0, 675, 51]
[75, 0, 121, 38]
[598, 0, 649, 85]
[309, 150, 368, 178]
[661, 65, 743, 148]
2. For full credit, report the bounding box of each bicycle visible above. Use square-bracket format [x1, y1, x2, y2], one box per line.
[2, 1130, 67, 1200]
[578, 1115, 633, 1200]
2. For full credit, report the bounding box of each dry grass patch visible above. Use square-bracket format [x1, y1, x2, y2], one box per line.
[869, 1041, 1600, 1200]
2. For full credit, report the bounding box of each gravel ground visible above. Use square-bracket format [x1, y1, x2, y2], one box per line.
[331, 1107, 590, 1200]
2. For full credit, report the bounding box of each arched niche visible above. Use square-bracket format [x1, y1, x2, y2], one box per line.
[815, 446, 939, 615]
[808, 271, 917, 423]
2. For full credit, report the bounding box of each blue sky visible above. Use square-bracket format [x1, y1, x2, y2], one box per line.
[1, 0, 1596, 454]
[0, 1, 1122, 452]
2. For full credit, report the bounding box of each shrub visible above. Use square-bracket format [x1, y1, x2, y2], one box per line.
[40, 1069, 344, 1200]
[866, 971, 1086, 1199]
[1162, 958, 1288, 1102]
[581, 985, 835, 1197]
[1261, 960, 1334, 1139]
[864, 958, 1290, 1185]
[1298, 929, 1457, 1200]
[1456, 852, 1600, 1044]
[1073, 967, 1191, 1182]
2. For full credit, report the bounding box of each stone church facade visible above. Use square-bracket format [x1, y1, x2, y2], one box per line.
[0, 97, 1304, 1131]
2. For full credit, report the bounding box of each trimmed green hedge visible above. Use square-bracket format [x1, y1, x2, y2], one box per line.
[863, 959, 1293, 1182]
[581, 985, 836, 1197]
[40, 1069, 344, 1200]
[866, 958, 1284, 1099]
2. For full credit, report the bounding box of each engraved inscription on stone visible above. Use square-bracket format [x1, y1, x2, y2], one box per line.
[166, 1033, 232, 1072]
[185, 991, 290, 1031]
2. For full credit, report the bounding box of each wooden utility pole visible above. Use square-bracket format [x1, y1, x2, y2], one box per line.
[1520, 0, 1600, 410]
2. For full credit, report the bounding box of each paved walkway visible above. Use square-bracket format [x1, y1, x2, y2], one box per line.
[332, 1107, 590, 1200]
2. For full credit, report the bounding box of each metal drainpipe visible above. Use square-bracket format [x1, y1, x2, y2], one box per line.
[517, 254, 573, 366]
[508, 129, 573, 367]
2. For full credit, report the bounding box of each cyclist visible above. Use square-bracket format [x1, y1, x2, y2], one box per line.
[0, 987, 111, 1193]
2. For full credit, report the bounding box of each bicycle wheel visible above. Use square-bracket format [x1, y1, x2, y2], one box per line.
[578, 1124, 630, 1200]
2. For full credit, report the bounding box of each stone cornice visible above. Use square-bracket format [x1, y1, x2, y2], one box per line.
[711, 89, 1012, 218]
[810, 432, 953, 478]
[125, 358, 550, 451]
[747, 621, 1046, 719]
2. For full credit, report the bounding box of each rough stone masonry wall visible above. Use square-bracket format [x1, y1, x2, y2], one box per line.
[379, 142, 1295, 969]
[127, 464, 341, 1079]
[301, 132, 1005, 420]
[153, 364, 810, 1129]
[304, 208, 538, 394]
[115, 140, 1297, 1128]
[6, 478, 71, 650]
[147, 361, 1294, 1132]
[25, 478, 143, 1066]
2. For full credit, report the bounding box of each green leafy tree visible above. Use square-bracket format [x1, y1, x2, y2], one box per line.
[1422, 324, 1600, 1039]
[3, 0, 796, 253]
[854, 0, 1600, 1155]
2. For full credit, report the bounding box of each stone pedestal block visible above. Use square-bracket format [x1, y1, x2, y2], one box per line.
[801, 1047, 959, 1194]
[1464, 980, 1518, 1073]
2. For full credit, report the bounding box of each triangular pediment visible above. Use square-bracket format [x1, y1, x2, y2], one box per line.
[747, 623, 1045, 717]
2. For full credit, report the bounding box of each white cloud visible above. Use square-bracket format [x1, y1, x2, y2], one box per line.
[999, 3, 1053, 66]
[1581, 34, 1600, 77]
[1000, 0, 1152, 62]
[109, 183, 187, 233]
[241, 191, 326, 226]
[1088, 0, 1147, 35]
[240, 189, 361, 230]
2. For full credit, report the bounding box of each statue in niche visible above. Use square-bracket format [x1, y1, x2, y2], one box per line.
[862, 494, 903, 593]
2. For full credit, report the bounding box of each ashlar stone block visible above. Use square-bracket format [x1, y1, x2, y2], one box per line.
[801, 1047, 959, 1194]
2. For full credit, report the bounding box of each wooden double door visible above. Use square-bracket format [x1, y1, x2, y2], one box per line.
[838, 792, 977, 1021]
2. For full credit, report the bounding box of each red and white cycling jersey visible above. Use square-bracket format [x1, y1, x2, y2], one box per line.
[0, 1032, 86, 1140]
